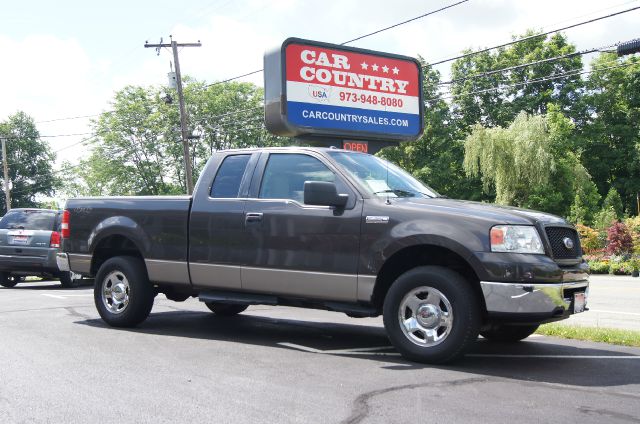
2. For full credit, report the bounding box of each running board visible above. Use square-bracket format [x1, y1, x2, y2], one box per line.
[198, 291, 378, 317]
[199, 291, 278, 306]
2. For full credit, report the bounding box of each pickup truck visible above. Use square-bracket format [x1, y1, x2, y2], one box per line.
[57, 147, 589, 363]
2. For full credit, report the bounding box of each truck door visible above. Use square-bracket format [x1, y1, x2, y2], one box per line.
[189, 152, 259, 289]
[242, 151, 362, 302]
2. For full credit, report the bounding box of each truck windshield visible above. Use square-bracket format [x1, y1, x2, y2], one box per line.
[329, 151, 439, 198]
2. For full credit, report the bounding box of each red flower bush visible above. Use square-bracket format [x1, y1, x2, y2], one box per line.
[606, 222, 634, 256]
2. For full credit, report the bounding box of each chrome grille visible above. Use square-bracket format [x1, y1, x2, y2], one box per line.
[545, 227, 581, 259]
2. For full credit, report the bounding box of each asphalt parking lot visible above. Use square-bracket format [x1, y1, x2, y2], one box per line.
[1, 279, 640, 424]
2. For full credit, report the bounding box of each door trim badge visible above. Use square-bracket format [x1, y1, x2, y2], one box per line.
[366, 216, 389, 224]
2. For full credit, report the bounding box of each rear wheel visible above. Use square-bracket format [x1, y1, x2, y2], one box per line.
[94, 256, 154, 327]
[383, 266, 481, 364]
[480, 324, 539, 342]
[205, 302, 248, 316]
[0, 272, 20, 288]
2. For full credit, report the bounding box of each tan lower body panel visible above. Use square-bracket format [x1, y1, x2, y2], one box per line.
[189, 263, 241, 290]
[241, 267, 358, 302]
[145, 259, 190, 286]
[68, 254, 92, 275]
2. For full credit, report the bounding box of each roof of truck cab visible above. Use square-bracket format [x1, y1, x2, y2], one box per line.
[217, 146, 359, 154]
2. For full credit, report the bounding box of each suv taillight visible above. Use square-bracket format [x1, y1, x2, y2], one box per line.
[61, 210, 70, 238]
[50, 231, 61, 248]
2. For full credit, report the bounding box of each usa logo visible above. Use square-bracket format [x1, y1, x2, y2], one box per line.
[308, 85, 330, 102]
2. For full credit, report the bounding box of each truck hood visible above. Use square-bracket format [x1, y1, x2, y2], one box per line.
[394, 197, 567, 226]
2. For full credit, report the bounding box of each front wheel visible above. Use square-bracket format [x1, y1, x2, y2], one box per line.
[480, 324, 539, 342]
[383, 266, 481, 364]
[94, 256, 154, 327]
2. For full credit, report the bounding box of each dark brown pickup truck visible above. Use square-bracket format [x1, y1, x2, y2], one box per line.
[57, 147, 589, 363]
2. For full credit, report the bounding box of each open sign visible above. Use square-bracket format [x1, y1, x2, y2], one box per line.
[343, 141, 368, 153]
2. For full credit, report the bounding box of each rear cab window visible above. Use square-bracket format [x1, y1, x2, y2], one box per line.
[210, 154, 251, 198]
[0, 210, 57, 231]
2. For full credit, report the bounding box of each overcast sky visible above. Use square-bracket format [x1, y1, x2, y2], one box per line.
[1, 0, 638, 164]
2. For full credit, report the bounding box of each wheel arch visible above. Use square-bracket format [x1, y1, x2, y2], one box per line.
[371, 243, 487, 315]
[90, 234, 146, 276]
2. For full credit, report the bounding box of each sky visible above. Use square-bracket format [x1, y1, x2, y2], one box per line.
[0, 0, 639, 167]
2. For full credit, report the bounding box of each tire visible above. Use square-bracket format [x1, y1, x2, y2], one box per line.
[383, 266, 481, 364]
[0, 272, 19, 288]
[94, 256, 154, 327]
[205, 302, 248, 316]
[59, 272, 83, 288]
[480, 324, 539, 342]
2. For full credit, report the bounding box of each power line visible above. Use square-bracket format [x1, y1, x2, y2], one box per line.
[35, 113, 104, 124]
[340, 0, 470, 45]
[429, 5, 640, 66]
[206, 0, 472, 87]
[437, 44, 614, 86]
[428, 60, 633, 102]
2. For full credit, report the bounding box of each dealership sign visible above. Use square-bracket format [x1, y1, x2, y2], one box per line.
[264, 38, 424, 142]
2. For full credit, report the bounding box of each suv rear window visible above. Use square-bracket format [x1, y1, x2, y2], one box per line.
[0, 210, 57, 231]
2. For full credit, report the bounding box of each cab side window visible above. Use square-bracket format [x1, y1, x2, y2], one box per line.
[210, 154, 251, 198]
[259, 154, 344, 203]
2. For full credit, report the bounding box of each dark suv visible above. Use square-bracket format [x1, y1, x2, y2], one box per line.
[0, 208, 81, 288]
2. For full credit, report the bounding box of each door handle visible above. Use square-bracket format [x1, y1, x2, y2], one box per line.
[245, 212, 263, 225]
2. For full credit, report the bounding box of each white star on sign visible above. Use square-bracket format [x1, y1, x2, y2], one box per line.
[372, 63, 379, 71]
[392, 66, 399, 75]
[382, 65, 389, 73]
[361, 61, 368, 70]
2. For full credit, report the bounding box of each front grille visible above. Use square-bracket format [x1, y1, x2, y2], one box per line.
[545, 226, 581, 259]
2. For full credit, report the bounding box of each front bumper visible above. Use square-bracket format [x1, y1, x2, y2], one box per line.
[480, 280, 588, 323]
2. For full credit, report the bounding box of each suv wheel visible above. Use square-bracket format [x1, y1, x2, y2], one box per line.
[383, 266, 481, 364]
[0, 272, 20, 288]
[59, 271, 83, 288]
[94, 256, 154, 327]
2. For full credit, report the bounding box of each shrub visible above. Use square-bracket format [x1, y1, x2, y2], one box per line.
[594, 206, 617, 230]
[587, 261, 609, 274]
[606, 222, 634, 256]
[624, 216, 640, 255]
[576, 224, 603, 254]
[609, 261, 631, 275]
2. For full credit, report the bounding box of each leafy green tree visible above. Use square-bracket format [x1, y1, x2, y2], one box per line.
[65, 79, 284, 196]
[602, 187, 624, 219]
[580, 53, 640, 214]
[0, 111, 58, 213]
[450, 32, 584, 129]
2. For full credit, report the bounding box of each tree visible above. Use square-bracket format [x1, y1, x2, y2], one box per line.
[580, 53, 640, 214]
[379, 59, 486, 200]
[602, 187, 624, 220]
[0, 111, 58, 214]
[450, 31, 584, 129]
[64, 79, 285, 197]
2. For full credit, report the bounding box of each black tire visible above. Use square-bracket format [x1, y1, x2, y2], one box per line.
[0, 272, 19, 288]
[205, 302, 248, 316]
[480, 324, 539, 342]
[383, 266, 481, 364]
[59, 272, 83, 288]
[94, 256, 154, 327]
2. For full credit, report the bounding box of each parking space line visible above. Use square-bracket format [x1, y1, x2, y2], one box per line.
[278, 342, 400, 356]
[41, 294, 93, 299]
[467, 354, 640, 359]
[588, 309, 640, 317]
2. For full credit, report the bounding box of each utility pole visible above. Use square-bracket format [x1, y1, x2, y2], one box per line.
[1, 137, 11, 211]
[144, 36, 201, 194]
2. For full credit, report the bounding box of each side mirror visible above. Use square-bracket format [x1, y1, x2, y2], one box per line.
[304, 181, 348, 208]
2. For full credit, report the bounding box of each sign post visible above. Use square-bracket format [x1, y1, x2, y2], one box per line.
[264, 38, 424, 153]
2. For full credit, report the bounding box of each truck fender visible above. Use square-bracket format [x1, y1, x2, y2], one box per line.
[88, 216, 151, 256]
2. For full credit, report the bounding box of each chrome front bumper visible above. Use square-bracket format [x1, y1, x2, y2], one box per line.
[480, 280, 588, 316]
[56, 253, 70, 272]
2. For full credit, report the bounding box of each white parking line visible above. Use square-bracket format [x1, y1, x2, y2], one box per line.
[588, 309, 640, 317]
[467, 354, 640, 359]
[278, 342, 400, 356]
[41, 294, 93, 299]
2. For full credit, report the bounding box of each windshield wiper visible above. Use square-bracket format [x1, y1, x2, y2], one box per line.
[373, 189, 415, 197]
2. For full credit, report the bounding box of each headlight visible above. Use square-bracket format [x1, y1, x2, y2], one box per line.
[490, 225, 544, 254]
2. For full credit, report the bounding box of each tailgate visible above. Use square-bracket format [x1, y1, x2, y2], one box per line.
[0, 229, 52, 257]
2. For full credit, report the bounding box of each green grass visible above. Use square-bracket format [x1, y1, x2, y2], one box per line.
[536, 323, 640, 347]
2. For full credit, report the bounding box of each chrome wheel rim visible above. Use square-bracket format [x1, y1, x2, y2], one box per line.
[102, 271, 130, 314]
[398, 286, 453, 347]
